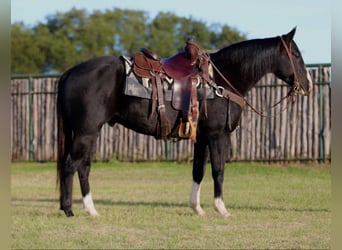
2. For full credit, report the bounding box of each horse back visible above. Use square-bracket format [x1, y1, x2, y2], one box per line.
[57, 56, 125, 133]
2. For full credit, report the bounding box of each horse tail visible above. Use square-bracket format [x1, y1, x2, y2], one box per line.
[56, 73, 72, 193]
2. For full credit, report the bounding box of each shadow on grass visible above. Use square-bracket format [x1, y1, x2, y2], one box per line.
[228, 203, 330, 213]
[12, 197, 330, 213]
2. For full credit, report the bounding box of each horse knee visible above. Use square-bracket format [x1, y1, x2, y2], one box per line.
[212, 168, 224, 183]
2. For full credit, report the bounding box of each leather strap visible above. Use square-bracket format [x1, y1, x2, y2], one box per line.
[221, 89, 245, 109]
[280, 36, 300, 89]
[190, 81, 198, 122]
[155, 73, 170, 139]
[150, 76, 157, 119]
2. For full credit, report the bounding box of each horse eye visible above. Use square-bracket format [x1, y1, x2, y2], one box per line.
[291, 46, 301, 58]
[291, 51, 299, 58]
[289, 42, 301, 58]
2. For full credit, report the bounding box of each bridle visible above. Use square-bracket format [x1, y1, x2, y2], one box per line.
[190, 36, 302, 118]
[279, 36, 301, 93]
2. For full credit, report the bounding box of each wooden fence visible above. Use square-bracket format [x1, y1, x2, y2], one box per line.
[11, 64, 331, 163]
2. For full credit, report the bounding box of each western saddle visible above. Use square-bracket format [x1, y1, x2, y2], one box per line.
[133, 39, 210, 142]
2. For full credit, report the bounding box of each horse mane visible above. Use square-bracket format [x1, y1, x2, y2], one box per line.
[211, 37, 279, 85]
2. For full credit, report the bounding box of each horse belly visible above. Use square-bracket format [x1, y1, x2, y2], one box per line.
[114, 97, 178, 138]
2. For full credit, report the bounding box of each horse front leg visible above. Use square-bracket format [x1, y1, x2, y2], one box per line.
[208, 134, 231, 217]
[190, 135, 208, 216]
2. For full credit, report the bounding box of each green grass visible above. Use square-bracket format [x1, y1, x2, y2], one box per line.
[11, 161, 331, 249]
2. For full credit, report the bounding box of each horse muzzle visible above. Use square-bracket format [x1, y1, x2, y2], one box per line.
[295, 85, 312, 96]
[296, 70, 313, 96]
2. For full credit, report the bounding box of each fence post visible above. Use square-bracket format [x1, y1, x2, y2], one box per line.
[164, 139, 170, 161]
[28, 77, 34, 160]
[318, 66, 325, 163]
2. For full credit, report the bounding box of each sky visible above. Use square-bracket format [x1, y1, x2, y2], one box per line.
[11, 0, 331, 64]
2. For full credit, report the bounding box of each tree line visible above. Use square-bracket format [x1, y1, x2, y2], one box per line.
[11, 7, 246, 74]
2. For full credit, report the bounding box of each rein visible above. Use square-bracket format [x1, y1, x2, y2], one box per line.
[191, 37, 300, 118]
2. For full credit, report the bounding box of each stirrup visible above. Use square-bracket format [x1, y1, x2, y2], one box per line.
[178, 117, 197, 142]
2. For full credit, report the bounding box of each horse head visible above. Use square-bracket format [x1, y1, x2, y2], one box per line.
[274, 27, 313, 96]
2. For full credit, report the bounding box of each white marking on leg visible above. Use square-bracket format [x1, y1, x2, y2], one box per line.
[83, 192, 99, 216]
[189, 181, 206, 216]
[214, 197, 231, 217]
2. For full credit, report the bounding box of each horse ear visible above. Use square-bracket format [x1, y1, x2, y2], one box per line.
[283, 27, 296, 44]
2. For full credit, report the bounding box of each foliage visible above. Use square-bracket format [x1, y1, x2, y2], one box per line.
[11, 8, 246, 74]
[12, 161, 330, 249]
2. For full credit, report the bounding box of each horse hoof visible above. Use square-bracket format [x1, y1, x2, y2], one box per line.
[214, 207, 231, 218]
[221, 212, 231, 218]
[190, 204, 206, 217]
[86, 209, 100, 216]
[63, 209, 74, 217]
[214, 198, 231, 218]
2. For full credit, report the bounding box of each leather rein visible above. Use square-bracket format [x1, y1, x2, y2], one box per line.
[190, 37, 301, 118]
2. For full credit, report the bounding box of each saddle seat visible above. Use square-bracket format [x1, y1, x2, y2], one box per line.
[135, 48, 198, 79]
[161, 53, 198, 79]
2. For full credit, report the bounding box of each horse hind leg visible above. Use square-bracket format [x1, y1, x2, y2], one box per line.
[58, 111, 76, 217]
[60, 133, 99, 217]
[75, 133, 100, 216]
[59, 154, 77, 217]
[78, 165, 99, 216]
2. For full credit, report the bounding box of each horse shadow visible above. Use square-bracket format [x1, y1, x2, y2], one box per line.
[11, 197, 330, 213]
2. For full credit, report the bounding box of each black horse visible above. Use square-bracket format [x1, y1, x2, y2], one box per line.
[57, 28, 312, 217]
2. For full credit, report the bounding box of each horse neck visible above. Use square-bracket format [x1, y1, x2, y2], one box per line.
[211, 37, 279, 96]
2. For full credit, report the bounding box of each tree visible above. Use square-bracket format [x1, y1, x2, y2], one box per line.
[213, 24, 247, 48]
[110, 8, 149, 55]
[44, 8, 89, 72]
[11, 8, 246, 74]
[11, 22, 45, 74]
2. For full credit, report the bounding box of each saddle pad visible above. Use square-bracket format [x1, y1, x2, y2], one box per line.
[121, 56, 214, 101]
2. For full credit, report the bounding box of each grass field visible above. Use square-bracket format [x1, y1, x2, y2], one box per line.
[11, 161, 331, 249]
